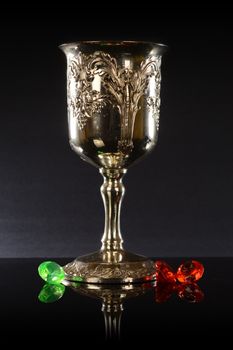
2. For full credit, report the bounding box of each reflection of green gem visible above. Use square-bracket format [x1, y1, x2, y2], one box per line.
[38, 284, 65, 303]
[73, 276, 83, 282]
[38, 261, 65, 284]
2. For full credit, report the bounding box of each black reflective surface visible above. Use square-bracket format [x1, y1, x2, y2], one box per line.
[0, 258, 232, 341]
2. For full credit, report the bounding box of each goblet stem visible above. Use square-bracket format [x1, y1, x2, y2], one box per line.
[100, 168, 126, 260]
[63, 165, 155, 283]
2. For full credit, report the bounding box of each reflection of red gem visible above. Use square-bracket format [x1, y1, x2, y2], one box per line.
[155, 260, 176, 284]
[144, 275, 154, 282]
[155, 282, 176, 303]
[178, 283, 204, 303]
[176, 260, 204, 283]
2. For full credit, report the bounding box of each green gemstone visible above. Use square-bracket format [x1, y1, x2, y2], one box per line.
[38, 284, 65, 303]
[38, 261, 65, 284]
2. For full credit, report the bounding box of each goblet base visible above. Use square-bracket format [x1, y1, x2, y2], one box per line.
[63, 250, 155, 284]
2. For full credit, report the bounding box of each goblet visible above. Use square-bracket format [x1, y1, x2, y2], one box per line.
[60, 41, 167, 283]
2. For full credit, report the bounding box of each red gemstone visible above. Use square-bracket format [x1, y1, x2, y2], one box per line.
[155, 260, 176, 284]
[176, 260, 204, 283]
[178, 283, 204, 303]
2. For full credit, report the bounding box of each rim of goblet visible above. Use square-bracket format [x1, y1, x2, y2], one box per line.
[59, 40, 168, 51]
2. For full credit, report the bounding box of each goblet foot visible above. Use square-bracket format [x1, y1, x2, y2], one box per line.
[63, 250, 155, 284]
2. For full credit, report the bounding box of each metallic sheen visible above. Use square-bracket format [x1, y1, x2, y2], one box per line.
[60, 41, 167, 283]
[65, 281, 154, 340]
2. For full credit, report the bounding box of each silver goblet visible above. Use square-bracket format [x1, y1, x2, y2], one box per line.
[60, 41, 167, 283]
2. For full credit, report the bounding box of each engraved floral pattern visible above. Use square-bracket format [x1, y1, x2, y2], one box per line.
[147, 96, 160, 131]
[68, 55, 108, 129]
[64, 259, 155, 281]
[67, 51, 161, 135]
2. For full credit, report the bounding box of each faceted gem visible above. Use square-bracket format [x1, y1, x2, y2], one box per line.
[176, 260, 204, 283]
[178, 283, 204, 303]
[155, 260, 176, 284]
[38, 261, 65, 284]
[38, 284, 65, 303]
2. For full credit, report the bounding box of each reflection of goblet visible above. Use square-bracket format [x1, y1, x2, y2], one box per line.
[60, 41, 167, 283]
[65, 281, 153, 340]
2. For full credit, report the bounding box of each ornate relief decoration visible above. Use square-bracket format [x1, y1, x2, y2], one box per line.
[64, 259, 155, 281]
[67, 51, 161, 147]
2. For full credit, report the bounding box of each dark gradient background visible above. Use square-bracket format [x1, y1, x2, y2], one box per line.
[0, 6, 232, 257]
